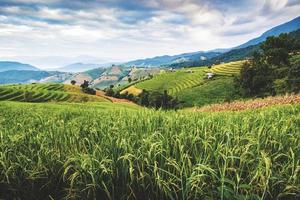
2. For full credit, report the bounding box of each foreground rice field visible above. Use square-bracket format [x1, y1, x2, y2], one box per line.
[0, 101, 299, 199]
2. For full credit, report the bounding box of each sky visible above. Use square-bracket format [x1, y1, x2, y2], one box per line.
[0, 0, 299, 68]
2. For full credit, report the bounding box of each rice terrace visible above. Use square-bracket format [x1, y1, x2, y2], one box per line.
[0, 1, 300, 200]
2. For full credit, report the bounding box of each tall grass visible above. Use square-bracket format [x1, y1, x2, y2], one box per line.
[0, 102, 299, 199]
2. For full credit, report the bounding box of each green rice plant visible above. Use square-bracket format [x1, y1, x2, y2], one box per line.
[0, 101, 299, 199]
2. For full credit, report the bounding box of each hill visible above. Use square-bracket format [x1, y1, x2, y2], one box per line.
[0, 70, 66, 84]
[122, 61, 244, 107]
[0, 83, 110, 103]
[0, 61, 39, 72]
[65, 66, 161, 89]
[124, 51, 222, 67]
[236, 16, 300, 49]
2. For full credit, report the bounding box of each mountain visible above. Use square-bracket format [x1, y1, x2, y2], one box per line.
[56, 62, 121, 72]
[236, 16, 300, 49]
[124, 51, 222, 67]
[0, 61, 39, 72]
[169, 28, 300, 69]
[56, 63, 104, 72]
[0, 70, 65, 84]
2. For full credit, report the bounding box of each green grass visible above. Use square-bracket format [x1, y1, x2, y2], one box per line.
[0, 83, 109, 103]
[0, 101, 299, 199]
[135, 68, 206, 95]
[176, 77, 236, 107]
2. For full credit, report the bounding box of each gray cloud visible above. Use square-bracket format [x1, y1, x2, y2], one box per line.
[0, 0, 299, 67]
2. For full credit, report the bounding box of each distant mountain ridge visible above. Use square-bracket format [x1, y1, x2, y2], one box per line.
[124, 16, 300, 68]
[124, 51, 222, 67]
[56, 63, 104, 72]
[0, 61, 39, 72]
[236, 16, 300, 49]
[55, 62, 122, 72]
[0, 70, 64, 84]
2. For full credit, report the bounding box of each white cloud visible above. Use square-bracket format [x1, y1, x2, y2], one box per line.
[0, 0, 299, 68]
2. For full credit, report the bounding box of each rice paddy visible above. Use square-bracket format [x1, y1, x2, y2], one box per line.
[134, 68, 206, 95]
[0, 83, 109, 103]
[0, 101, 299, 199]
[206, 61, 244, 76]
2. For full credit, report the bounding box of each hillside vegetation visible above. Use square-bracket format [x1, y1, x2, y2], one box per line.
[0, 83, 109, 103]
[118, 61, 244, 107]
[205, 61, 244, 76]
[0, 101, 299, 199]
[193, 93, 300, 112]
[133, 61, 243, 95]
[176, 77, 235, 107]
[134, 68, 205, 95]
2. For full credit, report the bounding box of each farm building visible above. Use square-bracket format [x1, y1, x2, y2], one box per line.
[206, 72, 214, 79]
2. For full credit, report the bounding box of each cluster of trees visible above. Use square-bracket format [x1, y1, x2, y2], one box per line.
[105, 86, 181, 109]
[235, 33, 300, 97]
[80, 80, 96, 95]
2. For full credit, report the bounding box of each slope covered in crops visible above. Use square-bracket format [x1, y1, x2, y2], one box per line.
[0, 83, 109, 103]
[175, 77, 236, 107]
[0, 101, 299, 199]
[131, 61, 244, 97]
[205, 60, 244, 76]
[134, 67, 206, 95]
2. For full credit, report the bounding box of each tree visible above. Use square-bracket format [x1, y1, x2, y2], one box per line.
[128, 77, 132, 83]
[162, 90, 170, 108]
[234, 33, 300, 97]
[105, 88, 114, 96]
[80, 80, 89, 89]
[71, 80, 76, 85]
[138, 90, 149, 106]
[80, 80, 96, 95]
[288, 60, 300, 93]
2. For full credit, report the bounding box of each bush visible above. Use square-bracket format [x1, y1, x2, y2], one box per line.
[82, 87, 96, 95]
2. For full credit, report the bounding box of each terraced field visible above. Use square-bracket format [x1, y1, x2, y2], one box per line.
[206, 60, 245, 76]
[175, 77, 236, 107]
[121, 85, 143, 95]
[130, 61, 244, 97]
[0, 83, 109, 103]
[135, 68, 206, 95]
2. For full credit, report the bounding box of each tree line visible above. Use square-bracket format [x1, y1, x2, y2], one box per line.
[234, 32, 300, 97]
[105, 85, 181, 109]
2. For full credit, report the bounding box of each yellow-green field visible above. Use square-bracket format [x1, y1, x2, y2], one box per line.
[133, 67, 206, 95]
[0, 83, 109, 103]
[0, 101, 299, 199]
[121, 64, 242, 107]
[206, 61, 245, 76]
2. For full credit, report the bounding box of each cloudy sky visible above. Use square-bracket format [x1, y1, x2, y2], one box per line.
[0, 0, 299, 68]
